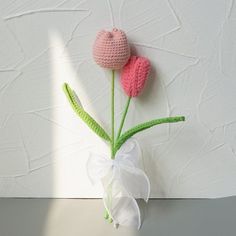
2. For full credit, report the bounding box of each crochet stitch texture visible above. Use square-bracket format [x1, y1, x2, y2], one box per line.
[93, 28, 130, 69]
[121, 56, 151, 97]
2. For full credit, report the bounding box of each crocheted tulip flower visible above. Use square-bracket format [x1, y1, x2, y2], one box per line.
[93, 28, 130, 70]
[121, 56, 151, 97]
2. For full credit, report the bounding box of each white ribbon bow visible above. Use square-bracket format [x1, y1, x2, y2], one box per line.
[87, 138, 150, 229]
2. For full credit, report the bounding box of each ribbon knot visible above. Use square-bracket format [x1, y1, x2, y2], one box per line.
[87, 138, 150, 229]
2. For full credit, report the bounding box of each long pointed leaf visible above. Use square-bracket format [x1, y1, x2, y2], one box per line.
[114, 116, 185, 153]
[63, 83, 111, 142]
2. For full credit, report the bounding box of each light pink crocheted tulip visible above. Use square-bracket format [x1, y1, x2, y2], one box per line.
[93, 28, 130, 70]
[121, 56, 151, 97]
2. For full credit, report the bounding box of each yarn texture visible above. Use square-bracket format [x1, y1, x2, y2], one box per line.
[93, 28, 130, 69]
[121, 56, 151, 97]
[62, 83, 111, 142]
[114, 116, 185, 153]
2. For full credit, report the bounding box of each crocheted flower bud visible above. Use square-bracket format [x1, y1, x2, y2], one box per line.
[93, 28, 130, 70]
[121, 56, 151, 97]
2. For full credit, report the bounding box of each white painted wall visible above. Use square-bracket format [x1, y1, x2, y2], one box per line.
[0, 0, 236, 198]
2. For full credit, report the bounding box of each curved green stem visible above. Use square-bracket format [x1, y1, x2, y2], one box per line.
[116, 96, 131, 141]
[111, 70, 115, 159]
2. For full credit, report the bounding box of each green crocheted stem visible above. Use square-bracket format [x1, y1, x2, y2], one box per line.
[104, 209, 109, 219]
[104, 210, 113, 223]
[111, 70, 115, 159]
[114, 116, 185, 154]
[116, 96, 131, 141]
[62, 83, 111, 142]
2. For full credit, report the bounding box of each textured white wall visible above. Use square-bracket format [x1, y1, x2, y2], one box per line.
[0, 0, 236, 198]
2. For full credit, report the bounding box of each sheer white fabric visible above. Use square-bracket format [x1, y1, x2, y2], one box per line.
[87, 138, 150, 229]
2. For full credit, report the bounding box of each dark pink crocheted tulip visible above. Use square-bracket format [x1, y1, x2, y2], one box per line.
[121, 56, 151, 97]
[93, 28, 130, 70]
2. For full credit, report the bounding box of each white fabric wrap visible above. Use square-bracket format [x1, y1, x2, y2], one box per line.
[87, 138, 150, 229]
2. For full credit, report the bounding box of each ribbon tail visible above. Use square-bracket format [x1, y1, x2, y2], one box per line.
[120, 165, 150, 202]
[103, 178, 142, 229]
[115, 138, 150, 202]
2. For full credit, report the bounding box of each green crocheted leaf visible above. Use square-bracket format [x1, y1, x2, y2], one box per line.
[115, 116, 185, 153]
[63, 83, 111, 142]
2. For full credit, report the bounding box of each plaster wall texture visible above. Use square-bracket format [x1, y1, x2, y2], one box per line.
[0, 0, 236, 198]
